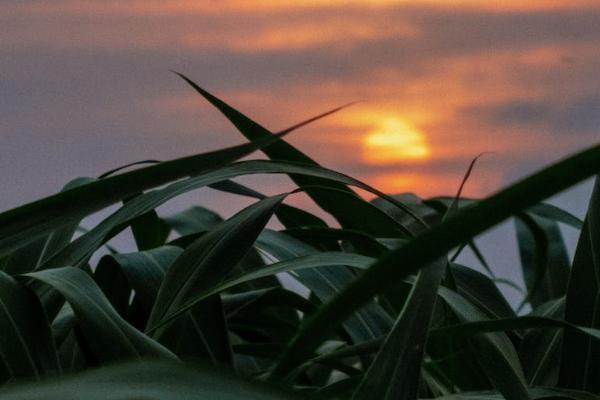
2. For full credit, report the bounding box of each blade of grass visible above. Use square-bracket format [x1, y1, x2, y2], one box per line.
[147, 195, 290, 364]
[351, 259, 446, 400]
[208, 179, 328, 228]
[0, 105, 342, 256]
[176, 73, 425, 230]
[559, 176, 600, 392]
[0, 272, 60, 380]
[146, 250, 377, 333]
[520, 298, 564, 386]
[25, 268, 176, 363]
[429, 387, 597, 400]
[0, 361, 300, 400]
[96, 246, 183, 322]
[270, 144, 600, 378]
[256, 230, 393, 346]
[515, 213, 570, 309]
[437, 287, 530, 400]
[2, 177, 94, 275]
[42, 160, 421, 268]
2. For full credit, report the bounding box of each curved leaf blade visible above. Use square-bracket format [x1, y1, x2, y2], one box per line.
[0, 103, 343, 256]
[25, 268, 175, 363]
[560, 176, 600, 392]
[0, 361, 299, 400]
[0, 271, 60, 380]
[352, 260, 446, 400]
[271, 144, 600, 378]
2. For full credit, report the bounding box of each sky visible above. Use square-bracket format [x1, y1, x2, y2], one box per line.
[2, 0, 599, 206]
[1, 1, 598, 293]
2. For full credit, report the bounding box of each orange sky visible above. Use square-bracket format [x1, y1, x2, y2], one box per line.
[1, 0, 599, 209]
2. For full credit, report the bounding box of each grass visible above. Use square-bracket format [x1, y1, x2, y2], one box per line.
[0, 74, 598, 399]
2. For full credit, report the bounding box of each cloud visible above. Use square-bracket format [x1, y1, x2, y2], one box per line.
[3, 3, 600, 56]
[5, 0, 600, 17]
[2, 1, 600, 209]
[467, 95, 600, 136]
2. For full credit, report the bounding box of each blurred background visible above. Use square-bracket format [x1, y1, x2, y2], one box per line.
[2, 1, 598, 303]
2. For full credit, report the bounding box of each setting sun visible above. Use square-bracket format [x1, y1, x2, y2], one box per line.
[362, 118, 430, 164]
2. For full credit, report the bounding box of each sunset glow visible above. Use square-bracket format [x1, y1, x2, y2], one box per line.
[1, 0, 598, 210]
[363, 118, 430, 164]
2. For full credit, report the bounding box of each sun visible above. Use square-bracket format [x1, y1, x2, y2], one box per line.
[362, 118, 430, 164]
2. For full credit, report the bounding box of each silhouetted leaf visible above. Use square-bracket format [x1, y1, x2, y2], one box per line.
[0, 272, 60, 380]
[560, 176, 600, 392]
[26, 268, 175, 363]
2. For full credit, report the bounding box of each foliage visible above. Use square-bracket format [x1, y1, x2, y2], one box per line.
[0, 74, 599, 399]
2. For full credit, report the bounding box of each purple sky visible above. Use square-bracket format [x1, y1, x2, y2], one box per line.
[2, 1, 597, 301]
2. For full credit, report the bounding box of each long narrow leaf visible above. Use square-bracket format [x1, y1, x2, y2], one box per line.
[42, 160, 422, 268]
[0, 361, 299, 400]
[560, 176, 600, 392]
[271, 144, 600, 378]
[175, 73, 368, 226]
[25, 268, 175, 362]
[0, 272, 60, 380]
[0, 105, 342, 256]
[352, 260, 446, 399]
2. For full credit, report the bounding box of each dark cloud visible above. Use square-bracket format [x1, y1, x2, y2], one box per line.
[4, 7, 600, 86]
[467, 95, 600, 135]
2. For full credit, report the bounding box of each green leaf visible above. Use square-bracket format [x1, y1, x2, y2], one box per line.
[352, 260, 446, 400]
[97, 246, 183, 317]
[93, 257, 131, 318]
[427, 387, 598, 400]
[256, 230, 393, 345]
[25, 268, 175, 363]
[271, 144, 600, 378]
[128, 206, 171, 251]
[187, 252, 376, 303]
[148, 195, 285, 330]
[166, 207, 224, 235]
[427, 196, 583, 230]
[0, 361, 299, 400]
[0, 105, 341, 256]
[515, 213, 570, 308]
[0, 271, 60, 380]
[451, 263, 516, 321]
[437, 287, 530, 400]
[167, 209, 280, 295]
[146, 196, 286, 365]
[41, 160, 421, 269]
[175, 73, 365, 226]
[228, 293, 305, 352]
[224, 287, 316, 318]
[560, 176, 600, 392]
[1, 238, 48, 276]
[148, 251, 377, 332]
[2, 177, 94, 275]
[300, 187, 411, 237]
[158, 294, 232, 365]
[373, 194, 442, 241]
[527, 203, 584, 230]
[283, 227, 386, 257]
[208, 179, 328, 228]
[97, 160, 161, 179]
[430, 314, 600, 343]
[520, 298, 564, 386]
[177, 74, 425, 234]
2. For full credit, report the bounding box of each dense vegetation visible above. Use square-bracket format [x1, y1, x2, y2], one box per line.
[0, 74, 599, 399]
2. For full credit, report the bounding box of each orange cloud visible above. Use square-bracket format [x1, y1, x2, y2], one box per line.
[357, 166, 503, 198]
[8, 0, 599, 17]
[2, 5, 417, 52]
